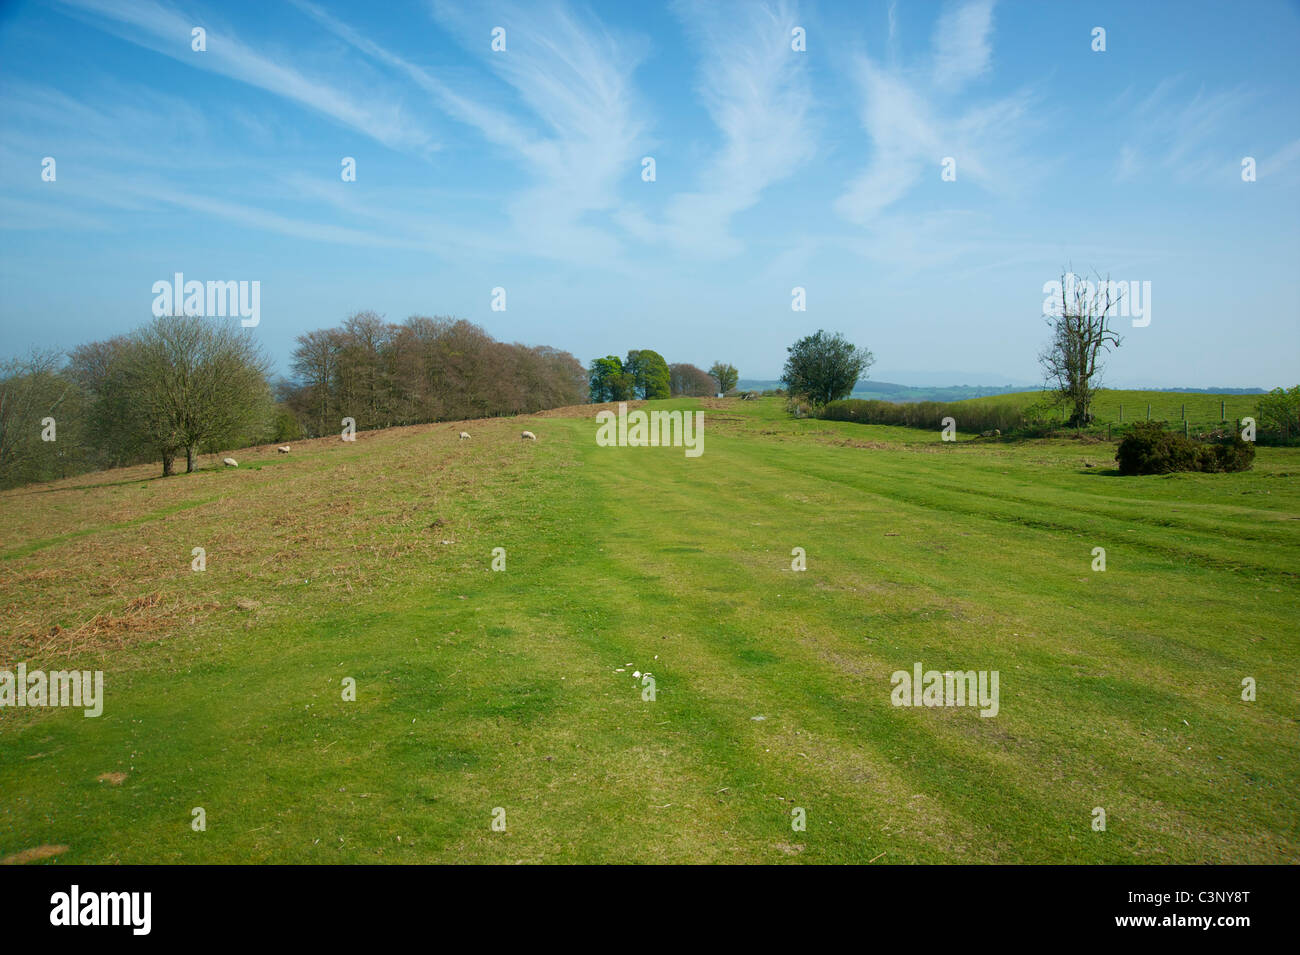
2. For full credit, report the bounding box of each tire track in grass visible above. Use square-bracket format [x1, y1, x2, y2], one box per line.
[728, 441, 1297, 582]
[552, 418, 1105, 861]
[725, 436, 1300, 715]
[561, 418, 1300, 867]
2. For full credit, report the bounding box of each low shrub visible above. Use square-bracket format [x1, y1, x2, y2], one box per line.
[1115, 422, 1255, 475]
[1202, 434, 1256, 472]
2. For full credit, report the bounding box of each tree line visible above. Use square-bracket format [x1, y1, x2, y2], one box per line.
[284, 312, 587, 436]
[0, 312, 590, 488]
[587, 352, 738, 402]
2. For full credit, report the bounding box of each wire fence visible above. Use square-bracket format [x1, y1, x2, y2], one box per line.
[820, 396, 1300, 445]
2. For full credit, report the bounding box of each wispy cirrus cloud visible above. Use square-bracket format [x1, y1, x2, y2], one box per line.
[295, 0, 648, 266]
[53, 0, 437, 154]
[1260, 137, 1300, 178]
[1112, 79, 1258, 184]
[430, 0, 649, 263]
[618, 0, 814, 257]
[289, 0, 534, 156]
[931, 0, 995, 90]
[835, 0, 1037, 225]
[0, 77, 221, 180]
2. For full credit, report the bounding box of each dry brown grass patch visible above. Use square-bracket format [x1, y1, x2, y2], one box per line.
[0, 844, 70, 865]
[4, 591, 201, 661]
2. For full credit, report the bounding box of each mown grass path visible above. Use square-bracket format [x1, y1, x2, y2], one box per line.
[1, 399, 1296, 863]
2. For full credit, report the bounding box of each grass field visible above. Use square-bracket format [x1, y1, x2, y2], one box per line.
[1, 396, 1297, 863]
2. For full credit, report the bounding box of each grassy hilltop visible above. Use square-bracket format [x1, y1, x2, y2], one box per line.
[1, 396, 1297, 863]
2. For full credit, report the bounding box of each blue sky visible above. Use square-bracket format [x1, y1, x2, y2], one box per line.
[1, 0, 1297, 387]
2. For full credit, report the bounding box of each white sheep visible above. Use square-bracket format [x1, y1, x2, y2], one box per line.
[521, 430, 537, 441]
[223, 458, 238, 468]
[459, 432, 470, 440]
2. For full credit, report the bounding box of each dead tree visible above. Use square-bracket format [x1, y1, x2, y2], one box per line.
[1039, 270, 1123, 427]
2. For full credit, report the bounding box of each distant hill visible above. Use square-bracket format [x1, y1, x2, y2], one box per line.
[1116, 386, 1266, 395]
[739, 379, 1035, 403]
[739, 380, 1267, 404]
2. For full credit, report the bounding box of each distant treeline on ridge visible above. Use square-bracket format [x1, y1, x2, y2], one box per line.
[0, 312, 593, 488]
[284, 312, 588, 437]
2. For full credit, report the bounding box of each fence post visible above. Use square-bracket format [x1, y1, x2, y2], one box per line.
[1184, 419, 1188, 437]
[1221, 400, 1226, 422]
[1146, 403, 1151, 420]
[1181, 403, 1185, 419]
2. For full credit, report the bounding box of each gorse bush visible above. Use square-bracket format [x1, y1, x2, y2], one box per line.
[1115, 422, 1255, 475]
[1114, 423, 1201, 474]
[1208, 435, 1257, 471]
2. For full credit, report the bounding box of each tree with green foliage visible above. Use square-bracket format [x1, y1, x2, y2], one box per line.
[588, 355, 635, 403]
[708, 361, 739, 394]
[625, 349, 671, 399]
[1256, 385, 1300, 439]
[781, 331, 874, 406]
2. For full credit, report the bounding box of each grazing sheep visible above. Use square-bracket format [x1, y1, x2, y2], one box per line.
[459, 432, 470, 440]
[223, 458, 238, 467]
[277, 446, 291, 453]
[521, 430, 537, 441]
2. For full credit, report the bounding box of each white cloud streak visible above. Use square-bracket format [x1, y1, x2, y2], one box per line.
[835, 0, 1034, 225]
[931, 0, 995, 90]
[54, 0, 436, 153]
[618, 0, 814, 257]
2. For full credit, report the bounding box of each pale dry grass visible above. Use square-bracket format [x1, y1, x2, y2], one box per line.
[0, 404, 592, 665]
[0, 844, 70, 865]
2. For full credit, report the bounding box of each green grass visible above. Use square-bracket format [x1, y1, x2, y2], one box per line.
[1, 398, 1297, 863]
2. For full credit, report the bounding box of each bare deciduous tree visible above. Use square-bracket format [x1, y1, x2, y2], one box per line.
[0, 350, 72, 486]
[287, 315, 587, 436]
[669, 363, 718, 397]
[1039, 270, 1123, 427]
[290, 328, 341, 436]
[121, 314, 271, 476]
